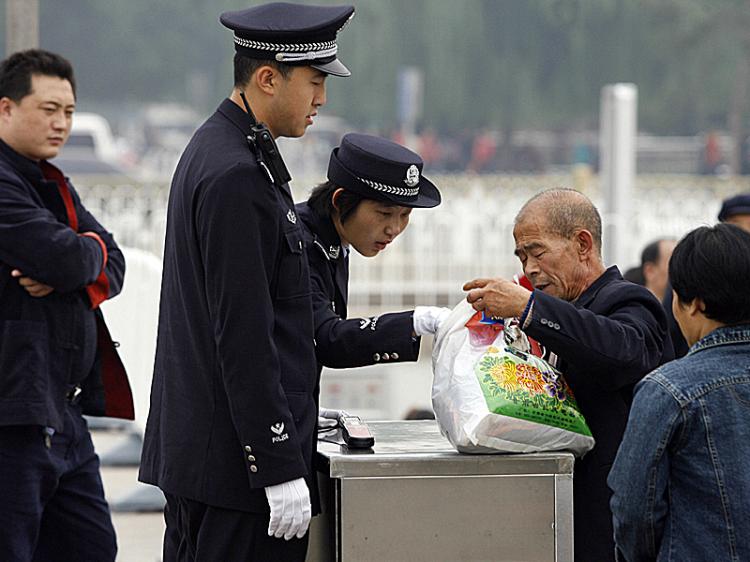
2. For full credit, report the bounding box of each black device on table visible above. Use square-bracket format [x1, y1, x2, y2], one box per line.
[340, 416, 375, 449]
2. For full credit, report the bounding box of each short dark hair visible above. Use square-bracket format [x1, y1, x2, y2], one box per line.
[0, 49, 76, 101]
[670, 223, 750, 324]
[233, 54, 291, 88]
[516, 188, 602, 253]
[640, 240, 661, 267]
[308, 181, 364, 224]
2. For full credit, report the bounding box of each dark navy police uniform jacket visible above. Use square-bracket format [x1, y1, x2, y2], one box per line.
[522, 266, 674, 562]
[0, 139, 132, 430]
[140, 99, 320, 513]
[296, 201, 420, 375]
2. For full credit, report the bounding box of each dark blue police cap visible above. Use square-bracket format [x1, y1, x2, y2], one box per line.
[328, 133, 441, 209]
[220, 3, 354, 77]
[718, 192, 750, 221]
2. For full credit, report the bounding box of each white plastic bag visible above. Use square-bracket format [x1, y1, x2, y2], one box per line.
[431, 300, 594, 456]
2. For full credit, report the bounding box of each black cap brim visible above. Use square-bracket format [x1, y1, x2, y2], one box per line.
[328, 148, 441, 208]
[719, 205, 750, 221]
[311, 58, 351, 77]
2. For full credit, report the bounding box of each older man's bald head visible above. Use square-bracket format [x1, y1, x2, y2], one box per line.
[515, 188, 603, 255]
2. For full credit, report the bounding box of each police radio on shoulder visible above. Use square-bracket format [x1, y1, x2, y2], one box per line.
[239, 91, 292, 186]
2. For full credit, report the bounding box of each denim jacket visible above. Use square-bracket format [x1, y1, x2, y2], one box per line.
[608, 323, 750, 562]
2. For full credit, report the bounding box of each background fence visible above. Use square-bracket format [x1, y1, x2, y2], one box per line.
[76, 172, 750, 418]
[77, 173, 750, 311]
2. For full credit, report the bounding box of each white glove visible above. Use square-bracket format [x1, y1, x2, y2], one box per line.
[264, 477, 311, 540]
[413, 306, 452, 336]
[318, 407, 349, 429]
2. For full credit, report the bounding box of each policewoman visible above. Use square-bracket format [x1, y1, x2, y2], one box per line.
[296, 133, 450, 379]
[139, 4, 354, 561]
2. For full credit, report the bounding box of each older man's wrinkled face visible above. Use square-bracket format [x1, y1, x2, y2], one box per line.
[513, 216, 590, 302]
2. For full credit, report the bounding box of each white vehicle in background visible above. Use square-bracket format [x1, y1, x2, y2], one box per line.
[141, 103, 201, 151]
[56, 112, 133, 179]
[135, 103, 202, 181]
[65, 112, 119, 161]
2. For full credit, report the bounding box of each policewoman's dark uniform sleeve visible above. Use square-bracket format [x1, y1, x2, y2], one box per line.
[306, 242, 420, 368]
[196, 163, 307, 488]
[0, 176, 106, 293]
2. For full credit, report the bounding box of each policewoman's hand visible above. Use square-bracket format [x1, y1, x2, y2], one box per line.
[264, 477, 311, 540]
[413, 306, 452, 336]
[318, 407, 349, 429]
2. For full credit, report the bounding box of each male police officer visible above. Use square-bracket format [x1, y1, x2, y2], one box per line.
[139, 3, 354, 560]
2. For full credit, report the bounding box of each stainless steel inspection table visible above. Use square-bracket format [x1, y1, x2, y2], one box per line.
[306, 420, 574, 562]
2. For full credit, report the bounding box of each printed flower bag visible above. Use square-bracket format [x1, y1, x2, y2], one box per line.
[432, 300, 594, 456]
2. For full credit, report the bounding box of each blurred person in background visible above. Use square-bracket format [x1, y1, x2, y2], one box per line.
[403, 408, 435, 420]
[664, 192, 750, 358]
[742, 133, 750, 175]
[296, 133, 448, 407]
[622, 265, 645, 286]
[609, 223, 750, 562]
[138, 4, 355, 560]
[700, 131, 723, 175]
[467, 128, 498, 173]
[463, 188, 673, 562]
[0, 49, 132, 562]
[718, 192, 750, 231]
[639, 238, 676, 302]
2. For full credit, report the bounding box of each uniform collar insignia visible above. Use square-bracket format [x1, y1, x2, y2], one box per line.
[328, 245, 340, 259]
[286, 209, 297, 224]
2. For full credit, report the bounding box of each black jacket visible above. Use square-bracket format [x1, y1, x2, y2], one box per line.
[522, 266, 674, 562]
[296, 201, 420, 374]
[139, 99, 319, 513]
[0, 140, 131, 430]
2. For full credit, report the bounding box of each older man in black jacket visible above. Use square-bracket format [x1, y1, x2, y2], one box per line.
[0, 49, 131, 562]
[464, 188, 673, 562]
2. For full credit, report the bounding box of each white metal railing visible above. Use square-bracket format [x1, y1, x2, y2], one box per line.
[75, 173, 750, 310]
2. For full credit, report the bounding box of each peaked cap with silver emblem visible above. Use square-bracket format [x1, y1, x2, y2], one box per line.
[327, 133, 441, 208]
[220, 3, 354, 77]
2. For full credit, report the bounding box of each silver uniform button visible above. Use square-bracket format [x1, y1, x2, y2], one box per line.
[244, 445, 252, 452]
[373, 353, 380, 362]
[554, 323, 561, 330]
[391, 352, 399, 360]
[250, 465, 258, 473]
[541, 318, 548, 325]
[382, 353, 390, 361]
[247, 455, 256, 461]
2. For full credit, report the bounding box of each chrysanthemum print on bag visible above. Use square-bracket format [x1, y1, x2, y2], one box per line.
[432, 300, 594, 456]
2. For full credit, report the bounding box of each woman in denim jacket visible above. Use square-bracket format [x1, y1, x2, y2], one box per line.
[608, 223, 750, 562]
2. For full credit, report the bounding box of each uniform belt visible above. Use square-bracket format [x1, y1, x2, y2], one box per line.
[65, 384, 83, 404]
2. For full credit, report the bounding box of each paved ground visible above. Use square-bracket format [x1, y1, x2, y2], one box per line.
[92, 429, 165, 562]
[93, 429, 330, 562]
